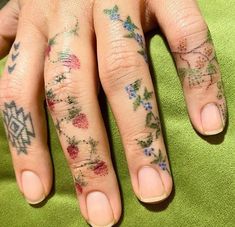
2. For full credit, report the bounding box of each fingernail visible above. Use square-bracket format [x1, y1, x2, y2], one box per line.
[21, 171, 45, 204]
[87, 191, 114, 227]
[138, 166, 166, 203]
[201, 103, 224, 135]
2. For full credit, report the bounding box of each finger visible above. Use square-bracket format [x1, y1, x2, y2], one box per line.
[45, 11, 121, 226]
[0, 0, 19, 59]
[94, 1, 173, 203]
[0, 12, 52, 204]
[150, 0, 227, 135]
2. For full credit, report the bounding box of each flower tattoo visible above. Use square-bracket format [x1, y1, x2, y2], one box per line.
[125, 80, 170, 173]
[104, 5, 148, 62]
[45, 18, 108, 194]
[173, 30, 227, 123]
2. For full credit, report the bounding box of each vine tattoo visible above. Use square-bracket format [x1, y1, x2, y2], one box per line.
[125, 80, 170, 173]
[45, 19, 108, 194]
[2, 101, 35, 154]
[173, 30, 226, 122]
[8, 42, 20, 74]
[46, 18, 80, 71]
[104, 5, 148, 62]
[174, 31, 221, 88]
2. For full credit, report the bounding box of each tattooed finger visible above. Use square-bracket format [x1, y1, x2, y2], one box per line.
[94, 2, 173, 203]
[2, 101, 35, 154]
[151, 0, 227, 135]
[45, 16, 121, 226]
[0, 18, 53, 205]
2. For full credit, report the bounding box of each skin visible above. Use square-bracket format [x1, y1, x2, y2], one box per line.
[0, 0, 227, 226]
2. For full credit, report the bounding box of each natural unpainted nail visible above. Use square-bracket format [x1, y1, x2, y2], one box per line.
[201, 103, 224, 135]
[87, 191, 114, 227]
[138, 166, 167, 203]
[21, 171, 45, 204]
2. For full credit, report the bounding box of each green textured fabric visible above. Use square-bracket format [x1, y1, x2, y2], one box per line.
[0, 1, 235, 226]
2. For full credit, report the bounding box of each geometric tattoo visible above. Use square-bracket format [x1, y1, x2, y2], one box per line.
[2, 101, 35, 154]
[45, 19, 108, 194]
[125, 80, 170, 174]
[8, 42, 20, 74]
[104, 5, 148, 62]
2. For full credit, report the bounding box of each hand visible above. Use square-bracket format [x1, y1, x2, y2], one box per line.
[0, 0, 227, 226]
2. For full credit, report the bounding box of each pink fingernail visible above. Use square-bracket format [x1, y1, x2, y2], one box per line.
[138, 166, 166, 203]
[87, 191, 114, 227]
[21, 171, 45, 204]
[201, 103, 224, 135]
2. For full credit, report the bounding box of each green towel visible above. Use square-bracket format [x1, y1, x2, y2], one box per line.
[0, 0, 234, 226]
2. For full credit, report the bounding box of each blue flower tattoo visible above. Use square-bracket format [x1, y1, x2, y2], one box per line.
[125, 80, 170, 173]
[104, 5, 148, 62]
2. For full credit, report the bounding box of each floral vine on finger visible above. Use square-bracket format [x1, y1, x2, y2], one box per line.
[173, 30, 227, 123]
[46, 19, 80, 72]
[125, 79, 170, 173]
[104, 5, 148, 62]
[45, 19, 108, 194]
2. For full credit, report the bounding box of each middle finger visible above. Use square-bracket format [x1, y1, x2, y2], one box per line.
[44, 4, 121, 226]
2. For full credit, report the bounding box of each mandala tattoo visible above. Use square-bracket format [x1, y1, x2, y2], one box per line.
[125, 80, 170, 173]
[104, 5, 148, 62]
[8, 42, 20, 74]
[45, 19, 108, 194]
[2, 101, 35, 154]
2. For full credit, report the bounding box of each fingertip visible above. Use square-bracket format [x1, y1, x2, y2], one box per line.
[137, 166, 173, 204]
[21, 170, 46, 204]
[86, 191, 115, 227]
[201, 103, 224, 135]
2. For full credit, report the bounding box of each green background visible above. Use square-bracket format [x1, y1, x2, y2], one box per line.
[0, 0, 234, 226]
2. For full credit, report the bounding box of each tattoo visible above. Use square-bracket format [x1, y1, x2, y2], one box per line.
[174, 31, 219, 89]
[217, 80, 224, 100]
[174, 30, 227, 123]
[216, 80, 226, 123]
[125, 80, 161, 138]
[45, 19, 108, 194]
[218, 102, 227, 124]
[75, 159, 109, 194]
[74, 171, 87, 194]
[64, 133, 108, 194]
[2, 101, 35, 154]
[8, 42, 20, 74]
[46, 19, 80, 71]
[125, 80, 170, 173]
[46, 88, 89, 128]
[104, 5, 148, 62]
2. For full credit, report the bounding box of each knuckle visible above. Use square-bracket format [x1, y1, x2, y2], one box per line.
[166, 5, 208, 43]
[0, 76, 25, 108]
[184, 73, 220, 91]
[101, 50, 142, 77]
[100, 47, 145, 93]
[124, 130, 155, 157]
[45, 76, 89, 117]
[69, 154, 110, 187]
[174, 18, 207, 43]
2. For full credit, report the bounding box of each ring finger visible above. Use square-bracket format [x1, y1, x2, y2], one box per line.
[94, 0, 173, 203]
